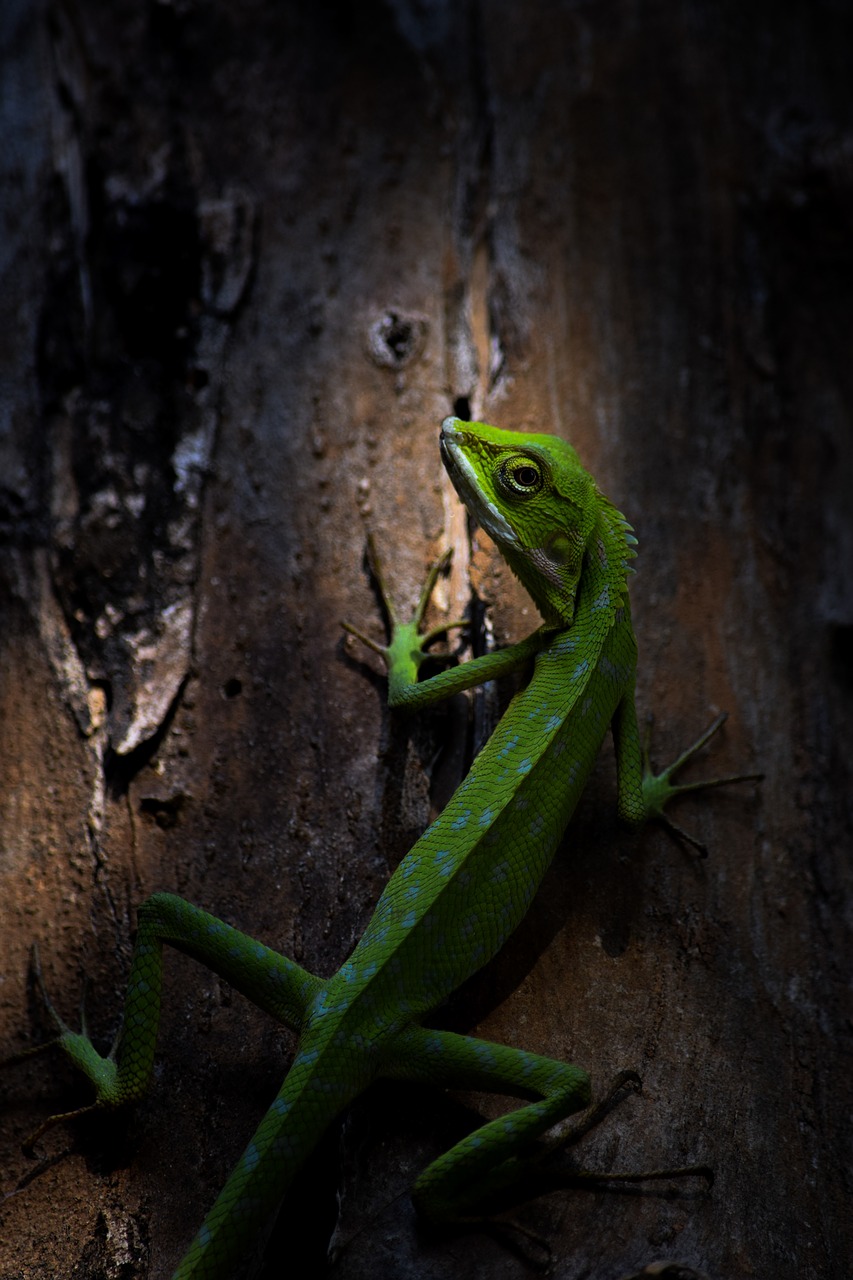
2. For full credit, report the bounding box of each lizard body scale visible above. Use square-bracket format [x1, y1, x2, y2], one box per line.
[25, 418, 751, 1277]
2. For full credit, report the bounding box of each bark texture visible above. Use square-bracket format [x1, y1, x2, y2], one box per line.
[1, 2, 851, 1278]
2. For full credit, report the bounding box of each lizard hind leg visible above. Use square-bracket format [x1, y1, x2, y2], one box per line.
[385, 1027, 710, 1262]
[385, 1024, 592, 1224]
[15, 894, 323, 1154]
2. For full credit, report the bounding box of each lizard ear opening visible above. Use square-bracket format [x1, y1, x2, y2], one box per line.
[542, 529, 584, 569]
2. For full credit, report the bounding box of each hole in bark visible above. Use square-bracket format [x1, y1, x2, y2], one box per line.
[366, 310, 427, 368]
[382, 314, 414, 359]
[223, 677, 243, 698]
[453, 396, 471, 419]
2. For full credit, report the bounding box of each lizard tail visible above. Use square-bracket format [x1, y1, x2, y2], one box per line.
[171, 1048, 355, 1280]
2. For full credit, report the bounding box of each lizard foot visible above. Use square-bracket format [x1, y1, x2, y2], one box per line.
[342, 534, 469, 682]
[13, 944, 120, 1151]
[642, 713, 763, 857]
[537, 1069, 713, 1191]
[417, 1071, 710, 1267]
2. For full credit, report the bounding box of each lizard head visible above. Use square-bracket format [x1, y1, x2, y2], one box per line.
[439, 417, 635, 626]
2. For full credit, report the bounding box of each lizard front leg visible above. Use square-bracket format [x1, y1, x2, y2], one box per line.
[613, 693, 762, 854]
[343, 535, 552, 712]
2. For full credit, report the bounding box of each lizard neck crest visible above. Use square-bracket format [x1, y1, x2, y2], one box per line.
[440, 417, 636, 627]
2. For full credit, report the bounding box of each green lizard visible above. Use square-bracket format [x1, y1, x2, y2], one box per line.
[25, 417, 754, 1278]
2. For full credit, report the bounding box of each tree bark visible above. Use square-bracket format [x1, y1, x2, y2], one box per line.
[1, 2, 851, 1277]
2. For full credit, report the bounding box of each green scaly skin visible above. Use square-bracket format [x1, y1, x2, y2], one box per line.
[26, 418, 754, 1278]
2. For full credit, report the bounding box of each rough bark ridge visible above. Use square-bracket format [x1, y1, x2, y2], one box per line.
[1, 2, 851, 1277]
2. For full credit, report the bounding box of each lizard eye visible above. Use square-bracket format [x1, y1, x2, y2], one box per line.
[498, 456, 544, 497]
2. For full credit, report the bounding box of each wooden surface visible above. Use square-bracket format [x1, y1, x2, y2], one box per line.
[1, 2, 851, 1277]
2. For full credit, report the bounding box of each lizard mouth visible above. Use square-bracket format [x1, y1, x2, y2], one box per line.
[439, 418, 518, 547]
[438, 417, 466, 489]
[438, 436, 457, 479]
